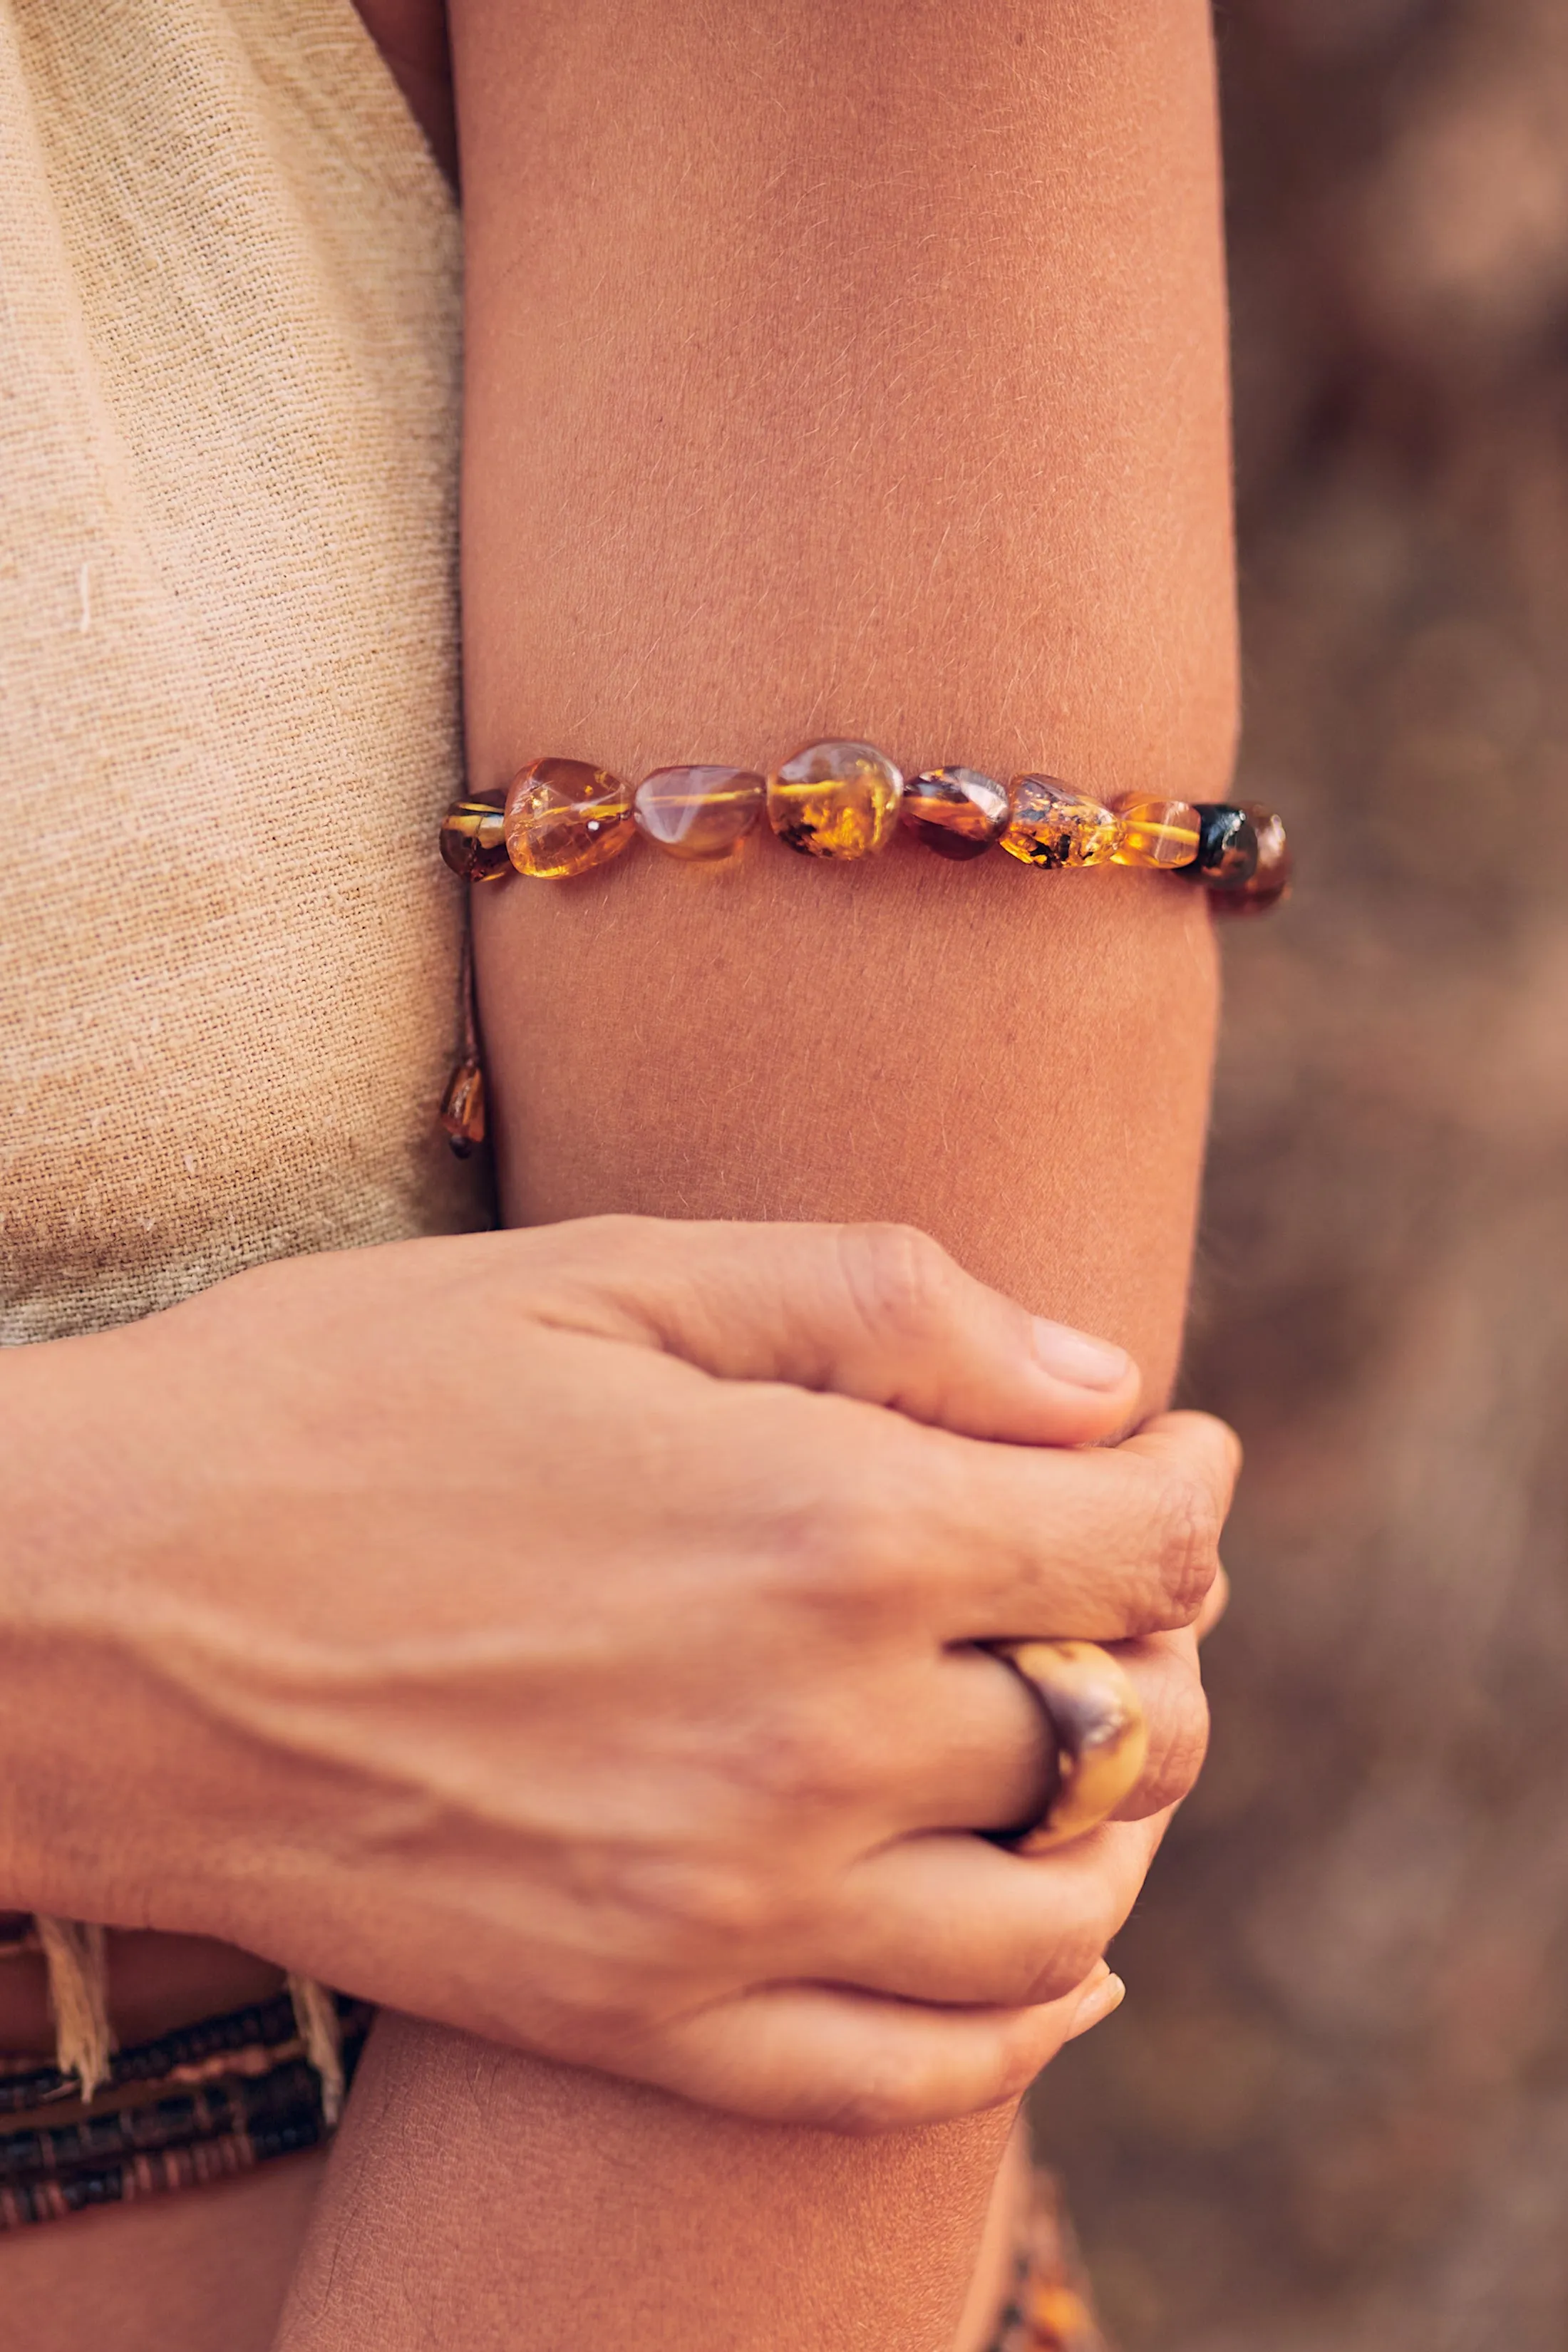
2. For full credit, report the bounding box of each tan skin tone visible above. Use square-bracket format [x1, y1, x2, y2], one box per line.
[0, 1, 1234, 2345]
[277, 1, 1237, 2347]
[0, 1243, 1225, 2350]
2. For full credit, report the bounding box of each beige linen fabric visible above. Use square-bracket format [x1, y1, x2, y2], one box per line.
[0, 0, 485, 1351]
[0, 0, 484, 2089]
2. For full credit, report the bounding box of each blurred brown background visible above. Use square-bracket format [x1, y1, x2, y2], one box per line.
[1032, 3, 1568, 2344]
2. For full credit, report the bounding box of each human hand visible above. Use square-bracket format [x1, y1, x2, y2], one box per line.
[0, 1218, 1234, 2129]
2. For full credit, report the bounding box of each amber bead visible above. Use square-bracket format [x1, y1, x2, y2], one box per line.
[634, 765, 765, 861]
[900, 768, 1011, 861]
[1210, 804, 1292, 916]
[440, 1059, 486, 1157]
[766, 740, 903, 859]
[1001, 775, 1120, 869]
[438, 795, 511, 883]
[1110, 796, 1202, 869]
[1188, 803, 1259, 887]
[503, 757, 636, 880]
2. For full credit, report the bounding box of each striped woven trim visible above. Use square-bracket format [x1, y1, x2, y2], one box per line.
[0, 1993, 371, 2231]
[0, 1989, 362, 2118]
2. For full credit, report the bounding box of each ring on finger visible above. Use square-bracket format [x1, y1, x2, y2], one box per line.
[984, 1639, 1148, 1854]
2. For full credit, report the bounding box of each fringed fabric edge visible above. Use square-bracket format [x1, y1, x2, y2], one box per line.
[34, 1917, 113, 2104]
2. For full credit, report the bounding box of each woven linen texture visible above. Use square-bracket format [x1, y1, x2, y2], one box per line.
[0, 0, 485, 1347]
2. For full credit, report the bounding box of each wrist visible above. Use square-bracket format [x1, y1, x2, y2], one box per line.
[0, 1326, 204, 1929]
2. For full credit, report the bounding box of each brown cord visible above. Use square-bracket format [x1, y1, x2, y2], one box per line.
[440, 893, 487, 1157]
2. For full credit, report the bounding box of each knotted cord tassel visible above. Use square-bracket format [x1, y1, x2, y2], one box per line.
[36, 1916, 111, 2103]
[287, 1973, 345, 2127]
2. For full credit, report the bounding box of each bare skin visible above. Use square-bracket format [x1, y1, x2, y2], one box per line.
[278, 1, 1237, 2347]
[1, 0, 1234, 2344]
[0, 1235, 1224, 2352]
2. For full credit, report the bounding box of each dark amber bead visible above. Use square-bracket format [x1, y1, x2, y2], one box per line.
[440, 1059, 486, 1157]
[767, 740, 903, 858]
[504, 758, 636, 880]
[438, 794, 511, 882]
[1210, 804, 1291, 916]
[1001, 775, 1120, 869]
[1188, 804, 1259, 887]
[634, 765, 765, 860]
[1110, 795, 1202, 869]
[900, 768, 1011, 860]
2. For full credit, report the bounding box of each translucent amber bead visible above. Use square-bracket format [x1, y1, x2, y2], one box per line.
[1110, 796, 1202, 869]
[634, 765, 765, 861]
[503, 758, 636, 880]
[1189, 803, 1259, 887]
[438, 794, 510, 882]
[1001, 775, 1120, 869]
[440, 1059, 486, 1157]
[767, 740, 903, 859]
[1211, 804, 1291, 917]
[900, 768, 1011, 861]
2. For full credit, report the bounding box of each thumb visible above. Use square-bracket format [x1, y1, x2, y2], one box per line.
[508, 1214, 1141, 1445]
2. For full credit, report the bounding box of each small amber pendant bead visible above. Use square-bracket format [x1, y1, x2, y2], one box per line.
[1188, 803, 1259, 887]
[767, 740, 903, 859]
[438, 795, 511, 883]
[1001, 775, 1120, 869]
[901, 768, 1011, 861]
[634, 765, 765, 861]
[440, 1059, 486, 1157]
[1110, 796, 1202, 869]
[1210, 804, 1292, 916]
[504, 757, 636, 880]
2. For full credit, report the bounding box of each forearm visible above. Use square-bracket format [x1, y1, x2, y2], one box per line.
[280, 1, 1234, 2344]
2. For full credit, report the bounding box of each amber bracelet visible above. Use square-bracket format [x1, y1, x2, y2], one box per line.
[437, 739, 1289, 1152]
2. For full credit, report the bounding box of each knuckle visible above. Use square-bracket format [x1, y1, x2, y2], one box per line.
[745, 1706, 875, 1816]
[1133, 1676, 1212, 1814]
[777, 1458, 930, 1632]
[1149, 1472, 1222, 1628]
[1186, 1409, 1244, 1495]
[836, 1222, 957, 1346]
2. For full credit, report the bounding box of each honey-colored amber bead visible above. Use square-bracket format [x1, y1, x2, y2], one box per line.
[440, 1059, 486, 1157]
[1210, 804, 1291, 916]
[900, 768, 1011, 861]
[1188, 803, 1259, 887]
[1001, 775, 1120, 869]
[767, 740, 903, 859]
[504, 757, 636, 880]
[634, 765, 765, 861]
[1110, 795, 1202, 869]
[438, 795, 511, 882]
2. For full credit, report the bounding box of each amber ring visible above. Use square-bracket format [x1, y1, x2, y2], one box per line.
[985, 1640, 1150, 1855]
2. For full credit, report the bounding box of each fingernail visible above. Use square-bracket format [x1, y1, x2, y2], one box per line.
[1066, 1971, 1125, 2040]
[1032, 1319, 1132, 1391]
